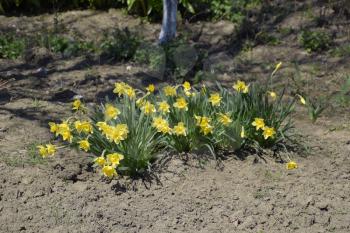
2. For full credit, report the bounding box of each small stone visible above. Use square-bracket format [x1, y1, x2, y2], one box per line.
[21, 177, 33, 185]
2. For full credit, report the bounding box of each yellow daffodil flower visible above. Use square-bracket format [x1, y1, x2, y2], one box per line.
[142, 101, 156, 115]
[173, 97, 188, 111]
[195, 115, 213, 135]
[46, 144, 56, 156]
[146, 84, 155, 93]
[152, 117, 172, 134]
[37, 145, 48, 158]
[297, 94, 306, 105]
[74, 120, 93, 134]
[158, 101, 170, 114]
[107, 153, 124, 167]
[173, 122, 187, 136]
[79, 139, 90, 152]
[125, 87, 136, 99]
[48, 122, 58, 134]
[113, 82, 126, 96]
[183, 81, 191, 91]
[218, 113, 232, 126]
[94, 156, 106, 167]
[268, 91, 277, 100]
[72, 99, 82, 111]
[104, 104, 120, 121]
[113, 82, 135, 99]
[233, 80, 249, 93]
[262, 126, 276, 139]
[57, 121, 73, 142]
[102, 165, 117, 178]
[209, 93, 222, 106]
[110, 124, 129, 144]
[286, 161, 298, 170]
[163, 85, 177, 97]
[252, 118, 265, 131]
[272, 62, 282, 75]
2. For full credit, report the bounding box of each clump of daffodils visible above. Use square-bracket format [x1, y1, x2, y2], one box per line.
[41, 63, 297, 178]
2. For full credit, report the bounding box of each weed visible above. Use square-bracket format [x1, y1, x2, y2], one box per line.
[330, 44, 350, 57]
[0, 35, 25, 59]
[333, 76, 350, 107]
[100, 28, 140, 61]
[298, 30, 332, 52]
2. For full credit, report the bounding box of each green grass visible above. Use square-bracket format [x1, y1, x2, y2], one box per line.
[0, 35, 25, 59]
[1, 142, 46, 167]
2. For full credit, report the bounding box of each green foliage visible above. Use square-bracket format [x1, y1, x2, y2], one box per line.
[0, 35, 25, 59]
[224, 83, 294, 148]
[330, 44, 350, 57]
[207, 0, 262, 23]
[48, 73, 297, 177]
[100, 28, 140, 61]
[299, 30, 332, 52]
[333, 76, 350, 107]
[89, 97, 165, 176]
[305, 97, 328, 123]
[134, 44, 166, 71]
[255, 31, 280, 46]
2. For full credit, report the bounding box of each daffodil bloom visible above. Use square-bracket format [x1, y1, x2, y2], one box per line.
[125, 87, 136, 99]
[57, 122, 73, 142]
[37, 145, 48, 158]
[107, 153, 124, 167]
[102, 165, 117, 178]
[72, 99, 82, 111]
[110, 124, 129, 144]
[184, 90, 193, 97]
[48, 122, 58, 134]
[146, 84, 155, 93]
[79, 139, 90, 152]
[96, 122, 128, 144]
[262, 126, 276, 139]
[233, 80, 249, 93]
[157, 101, 170, 114]
[297, 94, 306, 105]
[94, 156, 106, 167]
[286, 161, 298, 170]
[96, 121, 108, 131]
[272, 61, 282, 74]
[74, 120, 93, 134]
[252, 118, 265, 131]
[209, 93, 222, 106]
[195, 115, 213, 135]
[173, 122, 187, 136]
[268, 91, 277, 100]
[113, 82, 135, 99]
[113, 82, 126, 96]
[141, 101, 156, 115]
[152, 116, 172, 134]
[218, 113, 232, 126]
[163, 85, 177, 97]
[240, 126, 246, 138]
[173, 97, 188, 111]
[104, 104, 120, 121]
[61, 130, 73, 142]
[183, 81, 191, 91]
[46, 144, 56, 156]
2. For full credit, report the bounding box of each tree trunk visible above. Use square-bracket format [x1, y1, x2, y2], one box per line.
[159, 0, 178, 44]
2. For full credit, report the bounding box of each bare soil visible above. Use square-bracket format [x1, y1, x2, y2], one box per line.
[1, 7, 350, 233]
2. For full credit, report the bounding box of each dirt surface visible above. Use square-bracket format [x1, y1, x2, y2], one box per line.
[1, 5, 350, 233]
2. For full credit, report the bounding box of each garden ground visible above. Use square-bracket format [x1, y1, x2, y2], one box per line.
[1, 7, 350, 233]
